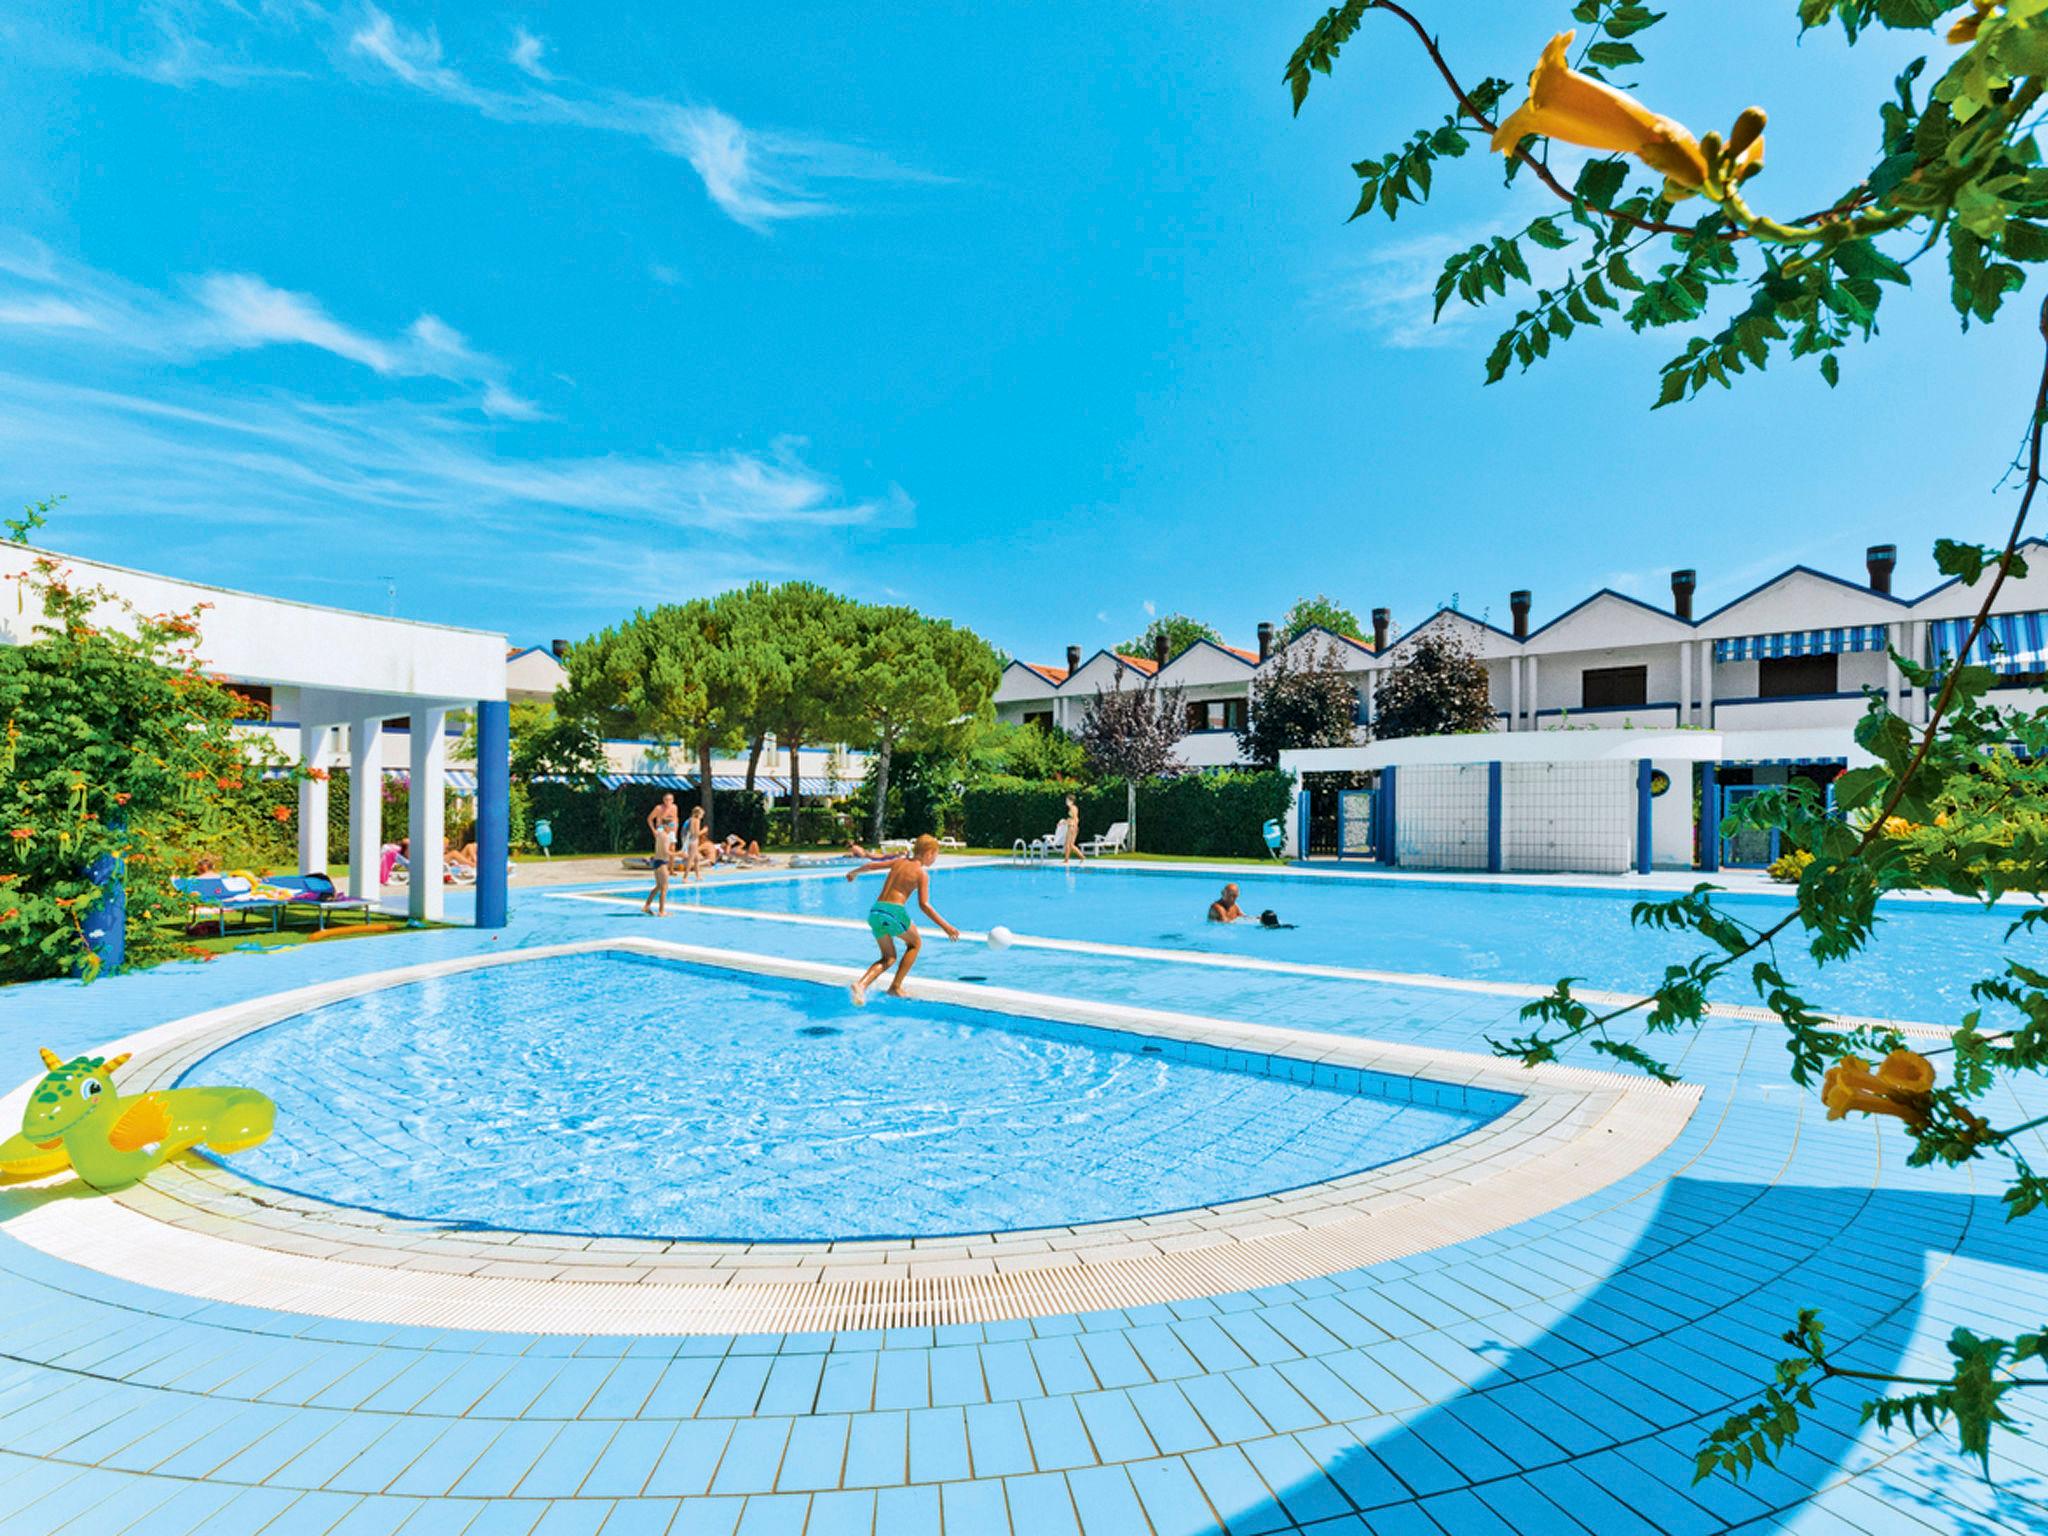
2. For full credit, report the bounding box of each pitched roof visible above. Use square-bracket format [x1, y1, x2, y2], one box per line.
[1019, 661, 1069, 684]
[1115, 653, 1160, 675]
[1217, 643, 1259, 663]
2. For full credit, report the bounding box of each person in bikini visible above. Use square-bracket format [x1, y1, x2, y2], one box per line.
[845, 834, 959, 1002]
[642, 823, 674, 916]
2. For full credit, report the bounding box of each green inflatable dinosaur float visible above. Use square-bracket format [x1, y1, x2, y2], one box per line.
[0, 1048, 275, 1192]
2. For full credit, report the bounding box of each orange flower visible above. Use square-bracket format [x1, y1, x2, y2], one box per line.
[1822, 1050, 1936, 1127]
[271, 805, 293, 822]
[113, 792, 130, 805]
[1490, 31, 1710, 189]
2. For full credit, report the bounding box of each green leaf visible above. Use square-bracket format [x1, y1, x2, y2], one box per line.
[1586, 41, 1644, 66]
[1606, 252, 1646, 291]
[1602, 4, 1667, 37]
[1834, 239, 1911, 286]
[2006, 220, 2048, 262]
[1284, 0, 1372, 114]
[1935, 538, 1994, 583]
[1574, 157, 1630, 210]
[1495, 239, 1531, 284]
[1527, 217, 1572, 250]
[1654, 367, 1690, 407]
[1820, 353, 1841, 387]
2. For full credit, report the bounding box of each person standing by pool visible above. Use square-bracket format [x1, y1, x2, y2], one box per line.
[680, 804, 706, 883]
[642, 823, 674, 916]
[1061, 794, 1081, 866]
[845, 833, 959, 1003]
[1208, 883, 1245, 923]
[647, 794, 680, 864]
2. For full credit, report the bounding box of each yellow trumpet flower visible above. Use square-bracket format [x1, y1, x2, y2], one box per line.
[1489, 31, 1709, 189]
[1821, 1049, 1936, 1127]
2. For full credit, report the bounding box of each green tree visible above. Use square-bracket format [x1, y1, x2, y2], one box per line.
[0, 543, 292, 980]
[1120, 613, 1222, 662]
[507, 699, 606, 784]
[1076, 673, 1187, 851]
[1279, 594, 1364, 642]
[757, 582, 858, 845]
[1239, 636, 1362, 767]
[842, 607, 1001, 842]
[971, 720, 1089, 783]
[1284, 0, 2048, 1471]
[1369, 629, 1494, 739]
[709, 583, 791, 795]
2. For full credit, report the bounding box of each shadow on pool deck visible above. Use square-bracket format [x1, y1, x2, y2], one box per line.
[1209, 1178, 2047, 1536]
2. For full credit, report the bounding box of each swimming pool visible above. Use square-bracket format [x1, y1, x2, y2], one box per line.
[675, 863, 2025, 1021]
[181, 951, 1505, 1242]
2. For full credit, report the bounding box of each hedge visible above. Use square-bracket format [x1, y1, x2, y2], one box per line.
[961, 770, 1292, 857]
[526, 783, 770, 855]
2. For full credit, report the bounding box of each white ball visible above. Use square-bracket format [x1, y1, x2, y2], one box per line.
[987, 925, 1015, 951]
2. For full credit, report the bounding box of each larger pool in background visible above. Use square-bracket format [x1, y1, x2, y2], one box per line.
[675, 862, 2032, 1021]
[181, 952, 1502, 1241]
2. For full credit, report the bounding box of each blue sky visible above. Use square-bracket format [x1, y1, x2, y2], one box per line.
[0, 1, 2038, 662]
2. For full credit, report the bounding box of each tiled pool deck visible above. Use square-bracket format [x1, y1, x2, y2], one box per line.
[1, 868, 2045, 1534]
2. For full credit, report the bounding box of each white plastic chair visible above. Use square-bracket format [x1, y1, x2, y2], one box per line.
[1081, 822, 1130, 857]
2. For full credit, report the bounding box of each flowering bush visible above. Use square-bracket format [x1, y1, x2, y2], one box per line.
[0, 542, 294, 980]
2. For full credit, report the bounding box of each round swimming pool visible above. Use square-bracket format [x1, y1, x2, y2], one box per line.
[180, 951, 1502, 1242]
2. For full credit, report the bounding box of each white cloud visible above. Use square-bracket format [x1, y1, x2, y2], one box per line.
[507, 25, 551, 80]
[0, 241, 534, 417]
[1142, 599, 1157, 617]
[345, 5, 938, 232]
[1320, 217, 1579, 351]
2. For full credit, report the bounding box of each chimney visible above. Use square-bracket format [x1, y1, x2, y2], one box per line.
[1372, 607, 1390, 650]
[1509, 590, 1531, 640]
[550, 638, 570, 660]
[1866, 543, 1897, 595]
[1670, 569, 1696, 621]
[1152, 632, 1171, 671]
[1065, 644, 1081, 674]
[1256, 622, 1274, 661]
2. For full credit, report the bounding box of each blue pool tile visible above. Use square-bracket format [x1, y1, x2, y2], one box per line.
[1073, 1390, 1157, 1463]
[386, 1421, 500, 1497]
[872, 1483, 941, 1536]
[1176, 1373, 1271, 1444]
[599, 1498, 682, 1536]
[1127, 1455, 1225, 1536]
[1239, 1433, 1356, 1528]
[963, 1400, 1034, 1478]
[449, 1424, 564, 1500]
[579, 1421, 675, 1499]
[1018, 1396, 1096, 1473]
[1026, 1335, 1099, 1395]
[1002, 1473, 1082, 1536]
[940, 1476, 1012, 1535]
[803, 1488, 876, 1536]
[644, 1420, 734, 1498]
[639, 1359, 719, 1420]
[754, 1355, 824, 1417]
[871, 1350, 930, 1412]
[772, 1414, 848, 1493]
[585, 1360, 667, 1420]
[668, 1495, 745, 1536]
[328, 1495, 427, 1536]
[732, 1492, 810, 1535]
[813, 1353, 878, 1415]
[1184, 1445, 1292, 1536]
[977, 1341, 1044, 1403]
[705, 1418, 792, 1497]
[528, 1500, 611, 1536]
[1067, 1465, 1151, 1536]
[516, 1421, 622, 1500]
[698, 1357, 773, 1418]
[905, 1407, 971, 1484]
[1229, 1364, 1325, 1435]
[1125, 1382, 1215, 1456]
[839, 1412, 907, 1488]
[926, 1345, 987, 1408]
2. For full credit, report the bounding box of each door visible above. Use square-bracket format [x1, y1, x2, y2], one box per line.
[1337, 789, 1375, 860]
[1718, 783, 1780, 868]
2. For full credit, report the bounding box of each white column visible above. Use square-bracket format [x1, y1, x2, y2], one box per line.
[349, 717, 385, 901]
[1509, 656, 1522, 732]
[1526, 655, 1539, 729]
[409, 706, 448, 922]
[1887, 623, 1906, 717]
[1362, 671, 1376, 733]
[1909, 621, 1926, 723]
[1678, 641, 1692, 727]
[1699, 639, 1715, 726]
[296, 724, 329, 875]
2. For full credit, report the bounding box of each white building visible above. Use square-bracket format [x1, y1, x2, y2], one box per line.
[999, 543, 2048, 869]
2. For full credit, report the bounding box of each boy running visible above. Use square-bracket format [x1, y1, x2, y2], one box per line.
[846, 834, 959, 1003]
[642, 825, 674, 916]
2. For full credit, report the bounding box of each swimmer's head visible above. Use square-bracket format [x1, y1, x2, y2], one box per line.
[915, 833, 941, 865]
[1259, 910, 1281, 927]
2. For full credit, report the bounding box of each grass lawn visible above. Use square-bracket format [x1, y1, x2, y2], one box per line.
[166, 914, 457, 959]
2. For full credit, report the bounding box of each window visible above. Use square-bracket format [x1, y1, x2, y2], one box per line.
[1187, 701, 1211, 731]
[228, 684, 273, 720]
[1023, 710, 1054, 731]
[1219, 698, 1247, 732]
[1758, 654, 1838, 698]
[1581, 665, 1648, 709]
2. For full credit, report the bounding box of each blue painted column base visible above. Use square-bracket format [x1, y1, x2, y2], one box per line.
[1635, 758, 1654, 875]
[1700, 762, 1721, 873]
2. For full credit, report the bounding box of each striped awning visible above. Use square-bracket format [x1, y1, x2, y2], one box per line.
[1716, 756, 1847, 768]
[1928, 611, 2048, 675]
[596, 772, 696, 791]
[710, 775, 754, 791]
[383, 768, 480, 795]
[1714, 625, 1888, 662]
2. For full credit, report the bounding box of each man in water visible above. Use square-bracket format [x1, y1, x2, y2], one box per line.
[1208, 883, 1245, 923]
[845, 834, 959, 1002]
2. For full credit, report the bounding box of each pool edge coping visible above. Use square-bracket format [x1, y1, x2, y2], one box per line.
[0, 937, 1702, 1334]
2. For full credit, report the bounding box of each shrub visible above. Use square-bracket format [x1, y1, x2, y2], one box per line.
[524, 783, 769, 855]
[962, 770, 1292, 857]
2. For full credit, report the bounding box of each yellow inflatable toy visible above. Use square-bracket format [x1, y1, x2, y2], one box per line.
[0, 1049, 275, 1192]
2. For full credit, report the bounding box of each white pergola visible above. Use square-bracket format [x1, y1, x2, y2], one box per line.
[0, 546, 508, 922]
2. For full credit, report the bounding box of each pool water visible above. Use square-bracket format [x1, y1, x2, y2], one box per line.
[680, 863, 2027, 1022]
[184, 952, 1501, 1241]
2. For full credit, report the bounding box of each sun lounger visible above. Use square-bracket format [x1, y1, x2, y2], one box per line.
[270, 873, 376, 929]
[1081, 822, 1130, 857]
[176, 874, 287, 936]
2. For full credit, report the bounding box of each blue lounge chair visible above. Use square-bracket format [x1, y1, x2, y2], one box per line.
[175, 875, 287, 936]
[270, 872, 375, 929]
